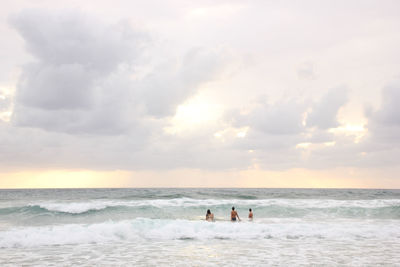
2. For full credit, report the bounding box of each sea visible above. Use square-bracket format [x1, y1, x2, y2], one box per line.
[0, 188, 399, 266]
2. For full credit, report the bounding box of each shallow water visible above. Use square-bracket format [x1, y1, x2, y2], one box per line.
[0, 188, 399, 266]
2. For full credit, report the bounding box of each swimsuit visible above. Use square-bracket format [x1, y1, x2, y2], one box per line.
[231, 217, 236, 221]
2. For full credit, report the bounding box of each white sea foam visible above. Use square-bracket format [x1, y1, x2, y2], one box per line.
[34, 202, 109, 214]
[1, 189, 400, 266]
[0, 218, 399, 248]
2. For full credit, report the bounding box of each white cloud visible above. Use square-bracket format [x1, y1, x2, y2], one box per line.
[10, 9, 228, 135]
[140, 47, 229, 117]
[229, 97, 307, 135]
[9, 9, 145, 74]
[306, 87, 348, 129]
[0, 94, 11, 113]
[297, 61, 316, 80]
[0, 3, 399, 177]
[362, 79, 400, 163]
[367, 81, 400, 128]
[9, 9, 147, 134]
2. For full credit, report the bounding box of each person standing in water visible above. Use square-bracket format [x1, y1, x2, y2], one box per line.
[248, 208, 253, 221]
[231, 207, 240, 221]
[206, 209, 214, 222]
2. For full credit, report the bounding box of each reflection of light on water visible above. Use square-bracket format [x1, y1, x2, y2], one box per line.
[181, 244, 220, 261]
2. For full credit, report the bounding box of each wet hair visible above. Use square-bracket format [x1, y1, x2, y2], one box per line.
[249, 208, 252, 212]
[207, 209, 211, 215]
[232, 207, 235, 210]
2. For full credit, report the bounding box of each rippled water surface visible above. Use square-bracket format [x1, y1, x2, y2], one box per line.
[0, 188, 399, 266]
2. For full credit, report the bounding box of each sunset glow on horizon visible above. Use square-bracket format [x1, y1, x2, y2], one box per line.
[1, 167, 400, 189]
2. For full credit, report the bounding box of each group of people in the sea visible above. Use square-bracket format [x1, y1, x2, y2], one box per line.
[206, 207, 253, 222]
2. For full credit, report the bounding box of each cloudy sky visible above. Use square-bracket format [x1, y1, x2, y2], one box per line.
[0, 0, 399, 188]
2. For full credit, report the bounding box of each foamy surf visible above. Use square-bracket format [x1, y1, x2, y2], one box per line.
[1, 188, 399, 266]
[1, 218, 399, 248]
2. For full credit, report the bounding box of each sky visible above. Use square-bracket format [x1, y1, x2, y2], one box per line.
[0, 0, 399, 188]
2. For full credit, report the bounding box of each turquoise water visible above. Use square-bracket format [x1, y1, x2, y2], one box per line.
[0, 188, 400, 266]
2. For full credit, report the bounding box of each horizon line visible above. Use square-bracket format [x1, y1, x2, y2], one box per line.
[1, 187, 399, 190]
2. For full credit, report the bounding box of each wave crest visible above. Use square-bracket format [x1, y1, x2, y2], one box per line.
[1, 218, 399, 248]
[0, 198, 399, 218]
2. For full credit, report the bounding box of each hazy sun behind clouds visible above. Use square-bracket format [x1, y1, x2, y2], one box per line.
[0, 1, 399, 188]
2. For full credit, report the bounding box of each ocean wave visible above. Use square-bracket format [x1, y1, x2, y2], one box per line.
[33, 202, 111, 214]
[0, 198, 399, 218]
[0, 218, 399, 248]
[27, 198, 400, 209]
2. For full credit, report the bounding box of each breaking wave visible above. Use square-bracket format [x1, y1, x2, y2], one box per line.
[1, 218, 399, 248]
[0, 198, 399, 219]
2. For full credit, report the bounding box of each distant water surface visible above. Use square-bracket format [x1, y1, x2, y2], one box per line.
[0, 188, 399, 266]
